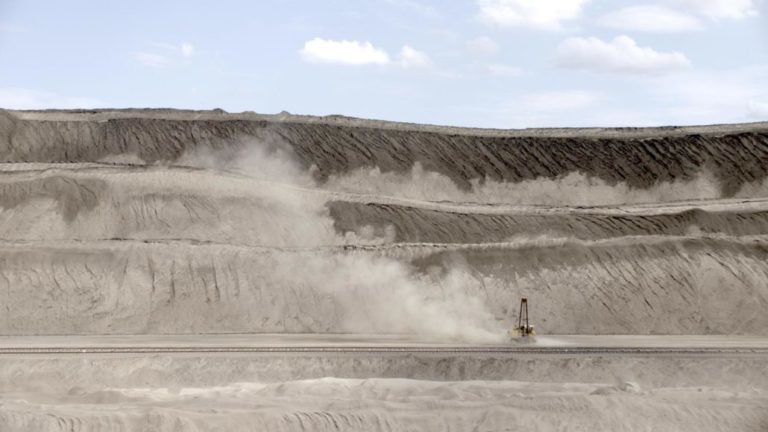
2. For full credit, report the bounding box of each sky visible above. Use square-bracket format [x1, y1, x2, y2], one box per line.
[0, 0, 767, 128]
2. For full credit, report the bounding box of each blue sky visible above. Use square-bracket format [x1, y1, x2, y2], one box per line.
[0, 0, 767, 127]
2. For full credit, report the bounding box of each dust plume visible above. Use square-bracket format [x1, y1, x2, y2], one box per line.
[178, 139, 505, 342]
[323, 162, 768, 206]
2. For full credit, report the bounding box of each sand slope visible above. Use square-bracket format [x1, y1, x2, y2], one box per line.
[2, 109, 768, 336]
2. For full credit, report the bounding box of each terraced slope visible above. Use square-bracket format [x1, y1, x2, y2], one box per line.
[2, 109, 768, 337]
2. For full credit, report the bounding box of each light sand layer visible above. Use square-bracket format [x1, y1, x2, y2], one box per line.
[2, 378, 765, 432]
[1, 346, 767, 432]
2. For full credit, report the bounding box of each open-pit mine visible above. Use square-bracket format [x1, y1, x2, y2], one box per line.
[0, 108, 767, 431]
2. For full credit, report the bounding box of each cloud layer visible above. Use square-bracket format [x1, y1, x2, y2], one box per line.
[677, 0, 758, 19]
[300, 38, 430, 69]
[477, 0, 591, 30]
[398, 45, 431, 68]
[598, 5, 703, 32]
[300, 38, 390, 65]
[466, 36, 499, 56]
[557, 35, 691, 74]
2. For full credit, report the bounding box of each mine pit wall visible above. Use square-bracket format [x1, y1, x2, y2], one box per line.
[0, 168, 338, 245]
[3, 110, 768, 193]
[2, 109, 768, 336]
[2, 239, 767, 335]
[328, 201, 768, 242]
[6, 167, 768, 244]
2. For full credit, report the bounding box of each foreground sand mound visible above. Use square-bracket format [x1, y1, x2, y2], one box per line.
[0, 350, 766, 431]
[2, 378, 765, 432]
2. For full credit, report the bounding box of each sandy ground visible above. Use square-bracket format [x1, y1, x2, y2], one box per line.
[0, 335, 767, 431]
[2, 377, 766, 431]
[2, 333, 768, 349]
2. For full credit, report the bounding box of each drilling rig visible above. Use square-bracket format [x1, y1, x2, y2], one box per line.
[513, 297, 535, 337]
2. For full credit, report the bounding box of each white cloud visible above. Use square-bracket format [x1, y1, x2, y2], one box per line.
[132, 52, 172, 67]
[485, 64, 524, 77]
[477, 0, 591, 30]
[676, 0, 757, 19]
[557, 35, 691, 74]
[398, 45, 431, 68]
[300, 38, 390, 65]
[466, 36, 499, 56]
[0, 88, 106, 109]
[522, 90, 601, 111]
[300, 38, 430, 69]
[181, 43, 195, 57]
[598, 5, 703, 32]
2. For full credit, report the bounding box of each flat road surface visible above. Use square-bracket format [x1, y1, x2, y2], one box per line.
[1, 334, 767, 355]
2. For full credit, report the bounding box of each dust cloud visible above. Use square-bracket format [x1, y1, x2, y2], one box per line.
[178, 139, 505, 342]
[323, 162, 768, 206]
